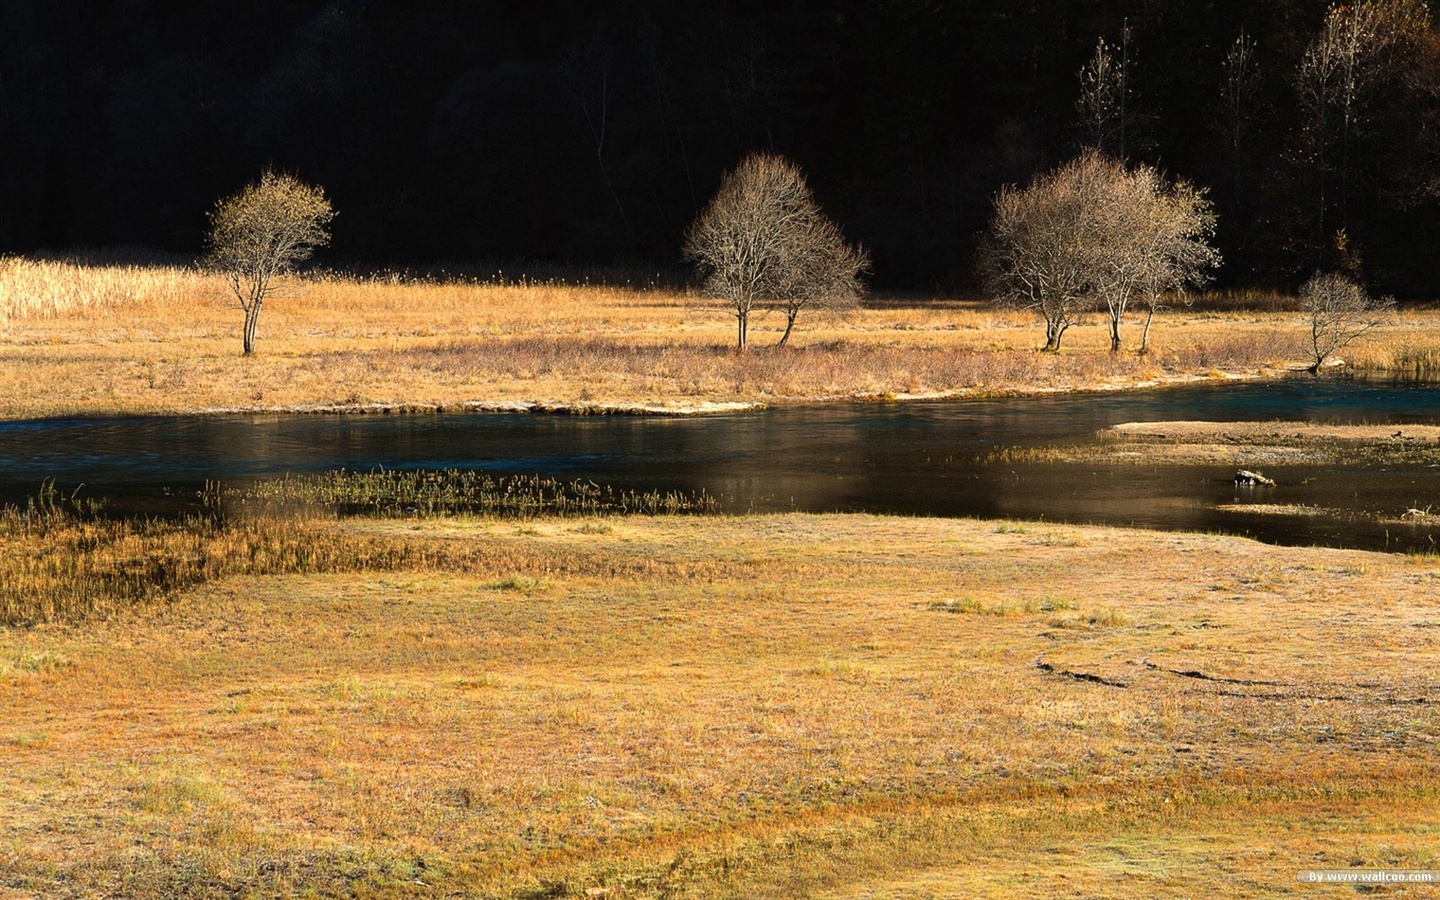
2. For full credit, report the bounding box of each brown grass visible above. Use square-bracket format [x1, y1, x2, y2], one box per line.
[3, 511, 1440, 897]
[0, 475, 714, 625]
[1012, 420, 1440, 467]
[0, 258, 1340, 420]
[1345, 307, 1440, 379]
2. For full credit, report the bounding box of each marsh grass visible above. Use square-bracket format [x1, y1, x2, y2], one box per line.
[229, 470, 716, 518]
[0, 472, 717, 625]
[0, 502, 421, 625]
[4, 513, 1440, 897]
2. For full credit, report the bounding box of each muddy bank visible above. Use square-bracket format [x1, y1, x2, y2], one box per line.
[1088, 420, 1440, 465]
[1214, 501, 1440, 527]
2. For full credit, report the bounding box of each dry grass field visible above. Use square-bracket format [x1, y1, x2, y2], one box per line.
[6, 256, 1428, 420]
[4, 509, 1440, 897]
[5, 258, 1440, 897]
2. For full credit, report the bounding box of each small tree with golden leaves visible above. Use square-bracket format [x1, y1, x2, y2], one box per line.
[205, 171, 334, 355]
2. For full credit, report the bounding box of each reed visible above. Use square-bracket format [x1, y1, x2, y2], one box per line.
[226, 469, 717, 518]
[1356, 339, 1440, 380]
[0, 256, 196, 321]
[1188, 287, 1303, 312]
[0, 472, 716, 625]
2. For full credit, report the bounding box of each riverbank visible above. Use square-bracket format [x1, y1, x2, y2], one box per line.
[3, 510, 1439, 897]
[0, 257, 1394, 421]
[1030, 419, 1440, 466]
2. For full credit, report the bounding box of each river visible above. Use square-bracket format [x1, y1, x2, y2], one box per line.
[3, 378, 1439, 551]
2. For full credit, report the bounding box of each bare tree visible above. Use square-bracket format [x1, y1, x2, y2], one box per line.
[1134, 179, 1221, 354]
[981, 153, 1111, 352]
[981, 151, 1218, 354]
[205, 171, 334, 355]
[1297, 0, 1430, 244]
[1094, 166, 1221, 354]
[568, 24, 636, 244]
[1077, 36, 1123, 155]
[1217, 31, 1263, 211]
[684, 153, 867, 350]
[1128, 177, 1221, 351]
[1300, 272, 1393, 373]
[1076, 22, 1145, 160]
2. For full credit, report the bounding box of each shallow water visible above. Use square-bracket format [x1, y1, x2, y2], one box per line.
[4, 378, 1439, 551]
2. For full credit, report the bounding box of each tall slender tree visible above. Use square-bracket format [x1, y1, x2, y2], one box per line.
[1297, 0, 1431, 260]
[1076, 21, 1144, 160]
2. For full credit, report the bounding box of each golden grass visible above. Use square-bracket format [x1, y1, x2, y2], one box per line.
[0, 256, 194, 321]
[0, 475, 713, 625]
[3, 511, 1440, 896]
[0, 257, 1343, 420]
[1057, 420, 1440, 467]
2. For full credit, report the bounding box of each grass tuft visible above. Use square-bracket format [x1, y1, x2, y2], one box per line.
[227, 470, 717, 519]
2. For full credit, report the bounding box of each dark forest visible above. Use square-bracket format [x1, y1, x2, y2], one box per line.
[4, 0, 1440, 295]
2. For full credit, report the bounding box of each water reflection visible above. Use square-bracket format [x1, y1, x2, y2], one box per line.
[4, 378, 1440, 551]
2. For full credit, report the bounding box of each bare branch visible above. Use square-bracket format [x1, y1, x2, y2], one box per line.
[684, 153, 867, 349]
[203, 171, 334, 356]
[1300, 272, 1394, 372]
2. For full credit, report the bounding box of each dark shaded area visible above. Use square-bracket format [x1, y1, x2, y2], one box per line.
[3, 1, 1440, 294]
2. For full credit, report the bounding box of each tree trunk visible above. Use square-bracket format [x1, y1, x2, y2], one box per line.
[777, 308, 797, 347]
[736, 308, 748, 351]
[1139, 305, 1155, 355]
[243, 303, 261, 356]
[1108, 314, 1122, 353]
[1044, 317, 1065, 352]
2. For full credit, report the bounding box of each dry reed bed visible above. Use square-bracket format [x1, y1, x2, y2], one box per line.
[0, 475, 715, 625]
[0, 257, 1388, 420]
[3, 512, 1440, 896]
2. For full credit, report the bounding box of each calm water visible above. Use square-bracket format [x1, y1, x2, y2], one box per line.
[3, 378, 1439, 551]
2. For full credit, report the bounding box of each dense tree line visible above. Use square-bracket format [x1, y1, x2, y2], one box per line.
[3, 0, 1440, 295]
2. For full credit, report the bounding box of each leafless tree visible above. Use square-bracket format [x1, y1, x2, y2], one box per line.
[981, 153, 1110, 352]
[1297, 0, 1430, 242]
[684, 153, 867, 350]
[1077, 22, 1146, 160]
[1217, 31, 1263, 210]
[1094, 166, 1221, 354]
[205, 171, 334, 355]
[568, 25, 636, 244]
[1133, 179, 1221, 354]
[1078, 36, 1122, 155]
[1300, 272, 1393, 373]
[981, 151, 1218, 353]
